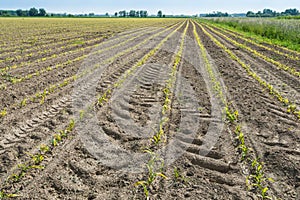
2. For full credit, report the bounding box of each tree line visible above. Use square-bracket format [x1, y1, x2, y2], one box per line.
[0, 8, 46, 17]
[246, 8, 299, 17]
[0, 8, 165, 18]
[115, 10, 164, 18]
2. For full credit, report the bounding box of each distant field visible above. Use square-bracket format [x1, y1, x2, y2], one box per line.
[0, 18, 299, 199]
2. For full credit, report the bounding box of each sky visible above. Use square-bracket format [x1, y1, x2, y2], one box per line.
[0, 0, 300, 15]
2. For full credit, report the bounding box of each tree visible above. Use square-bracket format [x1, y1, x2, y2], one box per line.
[105, 13, 109, 17]
[39, 8, 46, 16]
[246, 11, 255, 17]
[129, 10, 136, 17]
[262, 9, 275, 17]
[140, 10, 148, 17]
[284, 8, 299, 16]
[16, 9, 23, 16]
[29, 7, 38, 16]
[114, 12, 118, 17]
[157, 10, 162, 17]
[119, 10, 126, 17]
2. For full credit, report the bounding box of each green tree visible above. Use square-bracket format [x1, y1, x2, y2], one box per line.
[16, 9, 23, 16]
[284, 8, 299, 16]
[157, 10, 162, 17]
[129, 10, 136, 17]
[246, 11, 255, 17]
[140, 10, 148, 17]
[39, 8, 46, 16]
[119, 10, 126, 17]
[29, 7, 38, 16]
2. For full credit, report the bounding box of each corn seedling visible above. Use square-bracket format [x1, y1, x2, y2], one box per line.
[0, 109, 7, 118]
[32, 154, 44, 165]
[39, 144, 49, 153]
[225, 107, 238, 123]
[173, 167, 188, 183]
[79, 110, 85, 120]
[135, 150, 167, 198]
[246, 158, 274, 199]
[0, 190, 19, 199]
[287, 104, 296, 113]
[20, 98, 27, 107]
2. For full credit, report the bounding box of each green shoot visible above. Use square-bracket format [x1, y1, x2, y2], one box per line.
[0, 109, 7, 118]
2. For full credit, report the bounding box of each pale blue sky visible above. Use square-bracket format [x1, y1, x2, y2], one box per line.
[0, 0, 299, 15]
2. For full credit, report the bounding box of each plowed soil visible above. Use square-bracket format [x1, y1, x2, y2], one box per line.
[0, 18, 299, 200]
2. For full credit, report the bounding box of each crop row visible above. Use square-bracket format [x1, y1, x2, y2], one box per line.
[0, 21, 186, 197]
[198, 22, 300, 120]
[0, 119, 75, 198]
[0, 26, 164, 89]
[135, 21, 189, 198]
[0, 26, 163, 74]
[203, 22, 299, 61]
[0, 18, 182, 52]
[96, 21, 185, 107]
[203, 24, 300, 78]
[0, 26, 157, 66]
[203, 18, 300, 52]
[152, 21, 189, 145]
[193, 20, 275, 199]
[0, 22, 182, 119]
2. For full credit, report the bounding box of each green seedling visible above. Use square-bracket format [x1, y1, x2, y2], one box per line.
[39, 144, 49, 153]
[225, 107, 238, 123]
[20, 98, 27, 107]
[0, 190, 19, 199]
[52, 138, 58, 147]
[0, 109, 7, 118]
[287, 104, 296, 113]
[173, 167, 188, 183]
[79, 110, 85, 120]
[32, 154, 44, 165]
[135, 150, 167, 198]
[66, 119, 75, 132]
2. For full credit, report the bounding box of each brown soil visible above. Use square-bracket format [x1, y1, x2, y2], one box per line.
[1, 19, 299, 200]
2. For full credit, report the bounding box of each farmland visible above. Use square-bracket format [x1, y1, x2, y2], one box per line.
[0, 17, 300, 199]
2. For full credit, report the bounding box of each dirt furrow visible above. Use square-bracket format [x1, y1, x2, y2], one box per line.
[202, 25, 300, 114]
[196, 21, 300, 199]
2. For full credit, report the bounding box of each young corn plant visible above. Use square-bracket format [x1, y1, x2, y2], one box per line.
[135, 150, 167, 198]
[246, 158, 274, 199]
[20, 98, 27, 107]
[39, 144, 49, 153]
[234, 125, 248, 160]
[0, 190, 19, 199]
[225, 107, 238, 123]
[0, 109, 7, 118]
[173, 167, 188, 184]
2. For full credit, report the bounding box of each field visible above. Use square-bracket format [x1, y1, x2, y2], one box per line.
[0, 18, 300, 199]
